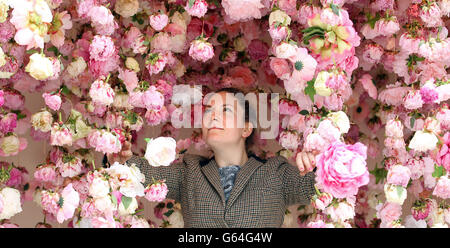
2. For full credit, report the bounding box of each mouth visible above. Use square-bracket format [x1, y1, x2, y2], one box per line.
[208, 127, 224, 131]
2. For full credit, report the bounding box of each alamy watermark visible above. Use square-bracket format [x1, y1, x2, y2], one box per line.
[170, 85, 280, 139]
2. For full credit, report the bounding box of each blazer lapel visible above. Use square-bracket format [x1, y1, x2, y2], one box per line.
[200, 157, 226, 207]
[225, 156, 263, 209]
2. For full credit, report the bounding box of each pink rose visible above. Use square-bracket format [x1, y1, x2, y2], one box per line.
[403, 90, 424, 110]
[268, 24, 288, 41]
[406, 157, 425, 180]
[149, 14, 169, 31]
[34, 164, 57, 182]
[189, 39, 214, 62]
[145, 107, 169, 126]
[146, 53, 167, 75]
[0, 113, 17, 134]
[377, 202, 402, 223]
[50, 124, 73, 147]
[316, 119, 341, 143]
[385, 119, 403, 138]
[316, 141, 369, 198]
[434, 133, 450, 171]
[40, 190, 60, 216]
[387, 165, 411, 188]
[145, 181, 169, 202]
[185, 0, 208, 18]
[89, 78, 115, 106]
[89, 35, 116, 62]
[270, 57, 291, 80]
[56, 156, 83, 178]
[420, 82, 439, 104]
[42, 93, 62, 111]
[432, 176, 450, 199]
[312, 192, 333, 211]
[5, 167, 22, 187]
[279, 130, 300, 150]
[142, 86, 165, 111]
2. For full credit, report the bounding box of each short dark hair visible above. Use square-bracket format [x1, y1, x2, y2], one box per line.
[213, 87, 257, 152]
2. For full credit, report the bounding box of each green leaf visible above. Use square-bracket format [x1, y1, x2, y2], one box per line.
[295, 61, 303, 71]
[121, 196, 132, 210]
[396, 186, 403, 198]
[188, 0, 195, 8]
[370, 164, 388, 184]
[111, 194, 118, 207]
[166, 202, 174, 209]
[304, 79, 316, 102]
[432, 164, 445, 178]
[58, 197, 64, 208]
[410, 115, 416, 128]
[61, 85, 71, 96]
[299, 110, 309, 115]
[47, 46, 61, 56]
[26, 49, 38, 54]
[163, 209, 174, 217]
[144, 138, 151, 143]
[330, 3, 340, 16]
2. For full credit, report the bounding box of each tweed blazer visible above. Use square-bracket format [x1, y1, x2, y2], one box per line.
[126, 153, 316, 228]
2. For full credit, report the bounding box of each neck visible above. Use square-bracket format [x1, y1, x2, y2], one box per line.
[212, 143, 249, 168]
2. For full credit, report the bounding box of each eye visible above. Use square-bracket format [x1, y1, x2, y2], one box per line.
[223, 107, 232, 112]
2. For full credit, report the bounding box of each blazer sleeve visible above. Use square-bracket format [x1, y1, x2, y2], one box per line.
[276, 157, 316, 206]
[125, 155, 185, 203]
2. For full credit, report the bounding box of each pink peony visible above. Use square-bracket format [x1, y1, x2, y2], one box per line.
[142, 86, 165, 111]
[377, 202, 402, 223]
[145, 107, 169, 126]
[315, 141, 369, 199]
[89, 78, 115, 106]
[0, 113, 17, 134]
[222, 0, 265, 23]
[268, 24, 289, 41]
[279, 99, 299, 116]
[40, 190, 60, 216]
[189, 39, 214, 62]
[146, 53, 167, 75]
[87, 130, 122, 155]
[316, 119, 341, 143]
[420, 81, 439, 104]
[403, 90, 424, 110]
[50, 124, 73, 147]
[278, 130, 300, 150]
[386, 165, 411, 188]
[56, 156, 83, 178]
[145, 180, 169, 202]
[42, 93, 62, 111]
[411, 199, 432, 221]
[56, 183, 80, 224]
[385, 119, 403, 138]
[307, 220, 335, 228]
[185, 0, 208, 18]
[311, 192, 333, 211]
[34, 164, 57, 182]
[0, 90, 4, 108]
[435, 133, 450, 171]
[89, 35, 116, 62]
[149, 13, 169, 31]
[248, 39, 269, 61]
[432, 176, 450, 199]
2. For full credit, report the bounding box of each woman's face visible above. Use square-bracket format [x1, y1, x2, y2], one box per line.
[201, 91, 252, 149]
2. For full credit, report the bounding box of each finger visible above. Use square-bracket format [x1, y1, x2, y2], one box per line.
[122, 141, 131, 150]
[302, 152, 312, 172]
[307, 152, 316, 167]
[296, 152, 305, 172]
[121, 150, 132, 158]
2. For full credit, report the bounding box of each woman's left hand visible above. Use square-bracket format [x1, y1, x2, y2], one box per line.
[296, 150, 318, 176]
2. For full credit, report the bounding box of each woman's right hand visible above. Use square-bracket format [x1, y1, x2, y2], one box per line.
[107, 134, 133, 165]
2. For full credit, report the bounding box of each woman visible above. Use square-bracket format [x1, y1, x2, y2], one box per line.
[107, 87, 318, 228]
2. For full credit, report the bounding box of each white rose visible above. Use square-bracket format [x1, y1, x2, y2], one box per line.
[314, 71, 332, 96]
[67, 57, 87, 78]
[167, 209, 184, 228]
[118, 197, 138, 216]
[0, 135, 20, 156]
[384, 184, 407, 205]
[107, 162, 145, 198]
[269, 9, 291, 26]
[89, 177, 110, 199]
[94, 196, 117, 213]
[0, 187, 22, 220]
[31, 110, 53, 132]
[144, 137, 177, 167]
[25, 53, 54, 81]
[0, 46, 5, 67]
[275, 42, 297, 59]
[328, 111, 350, 134]
[408, 130, 438, 152]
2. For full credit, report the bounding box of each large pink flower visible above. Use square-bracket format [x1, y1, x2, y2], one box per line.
[185, 0, 208, 18]
[56, 183, 80, 223]
[89, 35, 116, 62]
[145, 180, 168, 202]
[315, 141, 369, 199]
[222, 0, 266, 23]
[189, 39, 214, 62]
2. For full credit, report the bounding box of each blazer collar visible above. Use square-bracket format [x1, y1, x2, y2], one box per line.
[200, 155, 264, 208]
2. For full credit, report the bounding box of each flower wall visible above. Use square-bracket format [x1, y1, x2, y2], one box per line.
[0, 0, 449, 228]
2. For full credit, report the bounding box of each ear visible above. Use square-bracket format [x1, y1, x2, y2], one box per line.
[242, 122, 254, 138]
